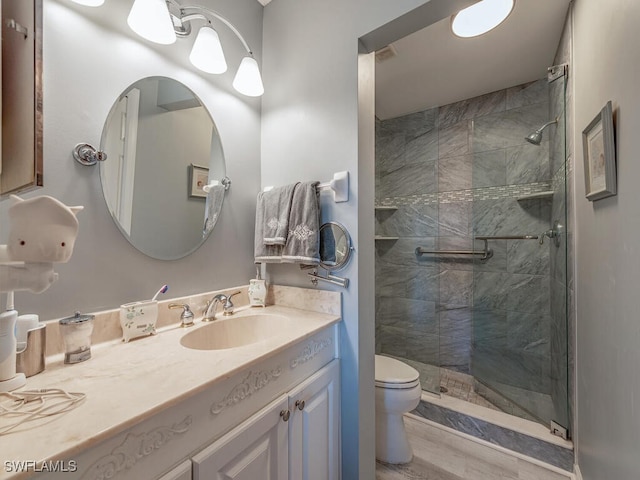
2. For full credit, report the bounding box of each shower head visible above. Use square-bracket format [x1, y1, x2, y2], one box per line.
[525, 131, 544, 146]
[525, 118, 558, 145]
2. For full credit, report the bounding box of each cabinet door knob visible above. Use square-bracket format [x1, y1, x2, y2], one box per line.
[295, 399, 305, 411]
[280, 409, 290, 422]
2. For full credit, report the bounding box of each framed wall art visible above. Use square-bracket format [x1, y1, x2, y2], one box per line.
[582, 101, 616, 201]
[189, 164, 209, 198]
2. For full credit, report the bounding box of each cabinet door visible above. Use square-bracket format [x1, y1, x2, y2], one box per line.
[288, 359, 341, 480]
[158, 460, 192, 480]
[192, 395, 289, 480]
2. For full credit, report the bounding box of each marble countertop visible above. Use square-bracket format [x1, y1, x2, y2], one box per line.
[0, 302, 340, 477]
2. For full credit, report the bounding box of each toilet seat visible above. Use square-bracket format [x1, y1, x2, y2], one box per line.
[375, 355, 420, 389]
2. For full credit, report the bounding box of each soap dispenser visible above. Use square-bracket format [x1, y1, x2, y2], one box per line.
[248, 265, 267, 307]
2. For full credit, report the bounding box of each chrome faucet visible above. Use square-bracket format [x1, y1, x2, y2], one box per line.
[168, 303, 195, 328]
[203, 291, 241, 322]
[539, 220, 563, 247]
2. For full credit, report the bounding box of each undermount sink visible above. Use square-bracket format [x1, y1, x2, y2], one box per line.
[180, 313, 292, 350]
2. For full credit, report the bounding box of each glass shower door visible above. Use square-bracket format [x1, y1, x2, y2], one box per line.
[470, 70, 569, 430]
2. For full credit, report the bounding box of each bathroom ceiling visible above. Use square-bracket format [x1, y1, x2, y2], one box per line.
[375, 0, 571, 120]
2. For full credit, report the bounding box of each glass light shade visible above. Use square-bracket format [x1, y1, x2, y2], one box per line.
[232, 56, 264, 97]
[189, 26, 228, 74]
[127, 0, 176, 45]
[70, 0, 105, 6]
[451, 0, 514, 38]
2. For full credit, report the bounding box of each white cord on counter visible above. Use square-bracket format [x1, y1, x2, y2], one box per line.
[0, 388, 86, 435]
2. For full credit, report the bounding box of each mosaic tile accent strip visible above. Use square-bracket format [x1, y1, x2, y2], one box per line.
[377, 182, 552, 207]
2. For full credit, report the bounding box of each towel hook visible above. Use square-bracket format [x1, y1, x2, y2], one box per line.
[72, 143, 107, 166]
[203, 177, 231, 193]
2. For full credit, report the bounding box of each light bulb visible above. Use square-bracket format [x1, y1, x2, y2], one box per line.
[232, 56, 264, 97]
[451, 0, 514, 38]
[189, 26, 227, 74]
[127, 0, 176, 45]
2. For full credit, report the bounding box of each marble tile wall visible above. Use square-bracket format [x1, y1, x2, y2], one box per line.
[376, 79, 556, 402]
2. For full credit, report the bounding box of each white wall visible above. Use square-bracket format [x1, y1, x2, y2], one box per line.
[573, 0, 640, 478]
[0, 0, 263, 319]
[260, 1, 475, 477]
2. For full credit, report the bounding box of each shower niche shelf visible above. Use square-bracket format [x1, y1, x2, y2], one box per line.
[375, 236, 399, 241]
[375, 206, 398, 211]
[516, 191, 554, 201]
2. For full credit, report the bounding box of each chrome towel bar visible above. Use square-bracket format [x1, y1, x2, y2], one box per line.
[308, 272, 349, 288]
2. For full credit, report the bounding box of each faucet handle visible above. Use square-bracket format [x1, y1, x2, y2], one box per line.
[223, 291, 241, 316]
[169, 303, 195, 328]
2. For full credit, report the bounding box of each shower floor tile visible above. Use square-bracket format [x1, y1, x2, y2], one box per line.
[382, 355, 523, 416]
[439, 369, 501, 411]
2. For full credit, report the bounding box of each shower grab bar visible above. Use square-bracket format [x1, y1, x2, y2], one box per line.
[414, 247, 493, 261]
[474, 235, 539, 240]
[415, 235, 540, 262]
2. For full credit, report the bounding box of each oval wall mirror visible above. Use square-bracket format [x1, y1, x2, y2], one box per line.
[99, 77, 226, 260]
[319, 222, 353, 271]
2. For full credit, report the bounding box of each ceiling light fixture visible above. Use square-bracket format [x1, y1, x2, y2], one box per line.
[124, 0, 264, 96]
[451, 0, 515, 38]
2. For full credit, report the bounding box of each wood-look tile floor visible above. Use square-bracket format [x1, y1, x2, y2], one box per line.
[375, 415, 573, 480]
[376, 459, 464, 480]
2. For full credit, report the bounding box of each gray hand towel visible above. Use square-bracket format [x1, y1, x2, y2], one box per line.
[255, 188, 283, 263]
[259, 183, 298, 245]
[282, 181, 320, 265]
[203, 183, 225, 236]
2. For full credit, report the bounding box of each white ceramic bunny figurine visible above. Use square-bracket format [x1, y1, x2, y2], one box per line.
[0, 195, 83, 293]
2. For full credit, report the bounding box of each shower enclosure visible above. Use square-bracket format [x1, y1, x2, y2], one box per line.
[375, 67, 569, 433]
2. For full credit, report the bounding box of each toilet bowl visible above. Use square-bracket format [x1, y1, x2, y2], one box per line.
[375, 355, 421, 464]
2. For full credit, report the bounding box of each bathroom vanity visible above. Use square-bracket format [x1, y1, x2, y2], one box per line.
[0, 286, 341, 480]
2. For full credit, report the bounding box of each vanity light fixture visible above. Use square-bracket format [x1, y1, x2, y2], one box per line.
[451, 0, 515, 38]
[189, 25, 227, 74]
[126, 0, 264, 96]
[127, 0, 177, 45]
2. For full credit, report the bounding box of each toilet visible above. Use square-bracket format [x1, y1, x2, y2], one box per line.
[375, 355, 422, 464]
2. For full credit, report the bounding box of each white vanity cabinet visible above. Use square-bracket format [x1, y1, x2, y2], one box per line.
[287, 360, 340, 480]
[42, 322, 341, 480]
[192, 395, 289, 480]
[157, 460, 192, 480]
[192, 360, 340, 480]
